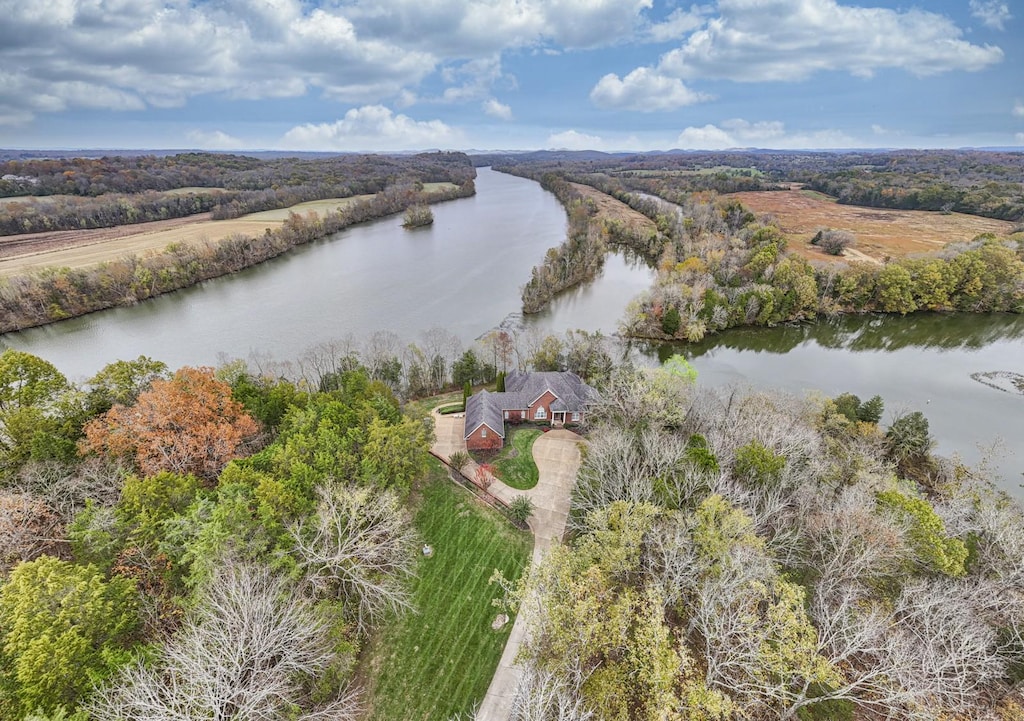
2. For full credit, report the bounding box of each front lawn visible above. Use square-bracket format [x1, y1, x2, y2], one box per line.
[360, 459, 532, 721]
[494, 428, 542, 490]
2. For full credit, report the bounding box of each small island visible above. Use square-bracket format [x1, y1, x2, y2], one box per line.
[402, 204, 434, 228]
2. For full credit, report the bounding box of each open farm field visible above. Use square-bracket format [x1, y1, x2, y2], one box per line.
[162, 186, 226, 195]
[0, 194, 384, 276]
[0, 182, 465, 277]
[729, 190, 1017, 264]
[0, 214, 269, 276]
[242, 194, 375, 221]
[570, 182, 659, 236]
[421, 181, 458, 192]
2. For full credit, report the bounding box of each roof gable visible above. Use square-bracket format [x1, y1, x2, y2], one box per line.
[504, 370, 597, 411]
[464, 390, 506, 439]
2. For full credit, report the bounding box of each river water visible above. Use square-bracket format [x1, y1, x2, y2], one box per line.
[1, 168, 1021, 493]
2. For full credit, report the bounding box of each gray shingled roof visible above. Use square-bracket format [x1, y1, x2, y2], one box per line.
[504, 370, 598, 411]
[464, 389, 506, 439]
[464, 372, 599, 439]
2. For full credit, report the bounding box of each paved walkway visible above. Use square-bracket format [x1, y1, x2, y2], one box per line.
[429, 410, 584, 720]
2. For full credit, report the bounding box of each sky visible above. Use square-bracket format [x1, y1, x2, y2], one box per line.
[1, 0, 1021, 152]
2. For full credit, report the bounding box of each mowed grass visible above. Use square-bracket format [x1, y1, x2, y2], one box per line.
[361, 460, 532, 721]
[494, 428, 541, 490]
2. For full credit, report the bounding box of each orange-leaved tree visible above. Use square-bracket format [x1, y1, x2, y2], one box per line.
[80, 366, 262, 481]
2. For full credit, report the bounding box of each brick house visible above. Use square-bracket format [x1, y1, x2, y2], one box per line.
[464, 370, 598, 451]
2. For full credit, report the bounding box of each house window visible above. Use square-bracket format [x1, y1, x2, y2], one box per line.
[504, 411, 509, 419]
[535, 407, 546, 420]
[481, 428, 488, 438]
[572, 411, 580, 422]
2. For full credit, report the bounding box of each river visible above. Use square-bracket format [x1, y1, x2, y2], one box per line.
[1, 168, 1021, 494]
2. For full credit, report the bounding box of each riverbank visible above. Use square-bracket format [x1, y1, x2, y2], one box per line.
[0, 181, 473, 333]
[508, 169, 663, 314]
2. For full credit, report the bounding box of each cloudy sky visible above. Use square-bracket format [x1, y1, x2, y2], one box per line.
[1, 0, 1021, 151]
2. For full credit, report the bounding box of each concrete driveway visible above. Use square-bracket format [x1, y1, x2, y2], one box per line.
[429, 409, 584, 721]
[476, 429, 583, 721]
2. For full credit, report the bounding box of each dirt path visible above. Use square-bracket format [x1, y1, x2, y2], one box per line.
[430, 410, 583, 720]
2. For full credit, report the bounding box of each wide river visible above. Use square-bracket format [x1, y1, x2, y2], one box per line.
[2, 168, 1022, 494]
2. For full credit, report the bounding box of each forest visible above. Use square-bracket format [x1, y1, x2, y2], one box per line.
[3, 326, 1023, 720]
[488, 149, 1024, 221]
[0, 152, 475, 236]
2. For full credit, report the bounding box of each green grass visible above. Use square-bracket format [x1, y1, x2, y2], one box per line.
[494, 428, 542, 490]
[436, 403, 465, 415]
[404, 390, 464, 416]
[361, 459, 532, 721]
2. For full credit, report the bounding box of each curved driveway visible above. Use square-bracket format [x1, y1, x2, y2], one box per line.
[430, 411, 583, 720]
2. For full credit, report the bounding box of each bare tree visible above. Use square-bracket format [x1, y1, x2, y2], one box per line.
[89, 563, 360, 721]
[15, 457, 126, 521]
[0, 490, 65, 572]
[510, 666, 595, 721]
[290, 483, 419, 634]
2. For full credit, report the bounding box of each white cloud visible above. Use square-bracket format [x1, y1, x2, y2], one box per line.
[656, 0, 1002, 82]
[970, 0, 1012, 30]
[1013, 101, 1024, 118]
[281, 105, 463, 151]
[439, 57, 507, 103]
[186, 129, 243, 150]
[482, 98, 513, 120]
[349, 0, 654, 55]
[1017, 132, 1024, 144]
[547, 129, 605, 150]
[590, 67, 709, 111]
[675, 119, 854, 149]
[0, 0, 436, 123]
[676, 124, 735, 149]
[647, 7, 709, 42]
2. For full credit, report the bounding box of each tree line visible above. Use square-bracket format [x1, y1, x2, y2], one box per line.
[505, 170, 666, 314]
[1, 153, 474, 236]
[0, 151, 475, 198]
[489, 149, 1024, 223]
[0, 180, 474, 333]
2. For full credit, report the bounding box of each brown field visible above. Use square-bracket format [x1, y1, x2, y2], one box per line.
[727, 190, 1017, 264]
[0, 195, 374, 277]
[571, 182, 659, 236]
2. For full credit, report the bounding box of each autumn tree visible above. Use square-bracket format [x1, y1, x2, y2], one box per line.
[80, 366, 261, 481]
[0, 490, 65, 573]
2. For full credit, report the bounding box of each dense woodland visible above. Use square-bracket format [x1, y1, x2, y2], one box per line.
[616, 198, 1024, 342]
[497, 361, 1024, 720]
[0, 324, 619, 720]
[0, 152, 475, 235]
